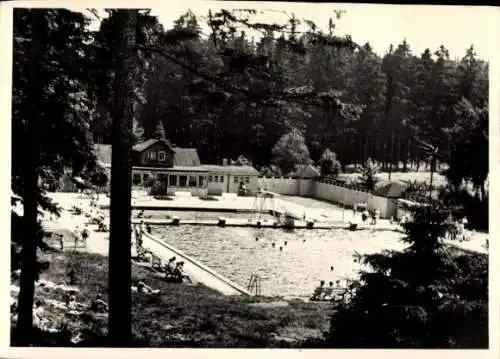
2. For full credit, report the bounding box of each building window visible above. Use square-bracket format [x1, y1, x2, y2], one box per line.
[148, 151, 157, 160]
[199, 176, 205, 187]
[214, 176, 218, 183]
[208, 175, 213, 182]
[143, 173, 151, 186]
[179, 175, 187, 187]
[220, 176, 224, 183]
[245, 177, 250, 183]
[169, 175, 177, 186]
[234, 176, 239, 184]
[157, 173, 167, 182]
[188, 176, 197, 187]
[132, 173, 141, 185]
[158, 151, 166, 161]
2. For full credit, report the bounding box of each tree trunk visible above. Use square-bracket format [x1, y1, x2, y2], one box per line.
[108, 9, 138, 347]
[388, 129, 395, 180]
[429, 158, 435, 198]
[16, 9, 44, 345]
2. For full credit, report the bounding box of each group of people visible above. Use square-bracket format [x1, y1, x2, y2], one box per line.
[65, 291, 109, 315]
[69, 224, 90, 250]
[353, 202, 380, 226]
[153, 256, 192, 284]
[132, 222, 192, 284]
[311, 280, 348, 302]
[446, 215, 469, 241]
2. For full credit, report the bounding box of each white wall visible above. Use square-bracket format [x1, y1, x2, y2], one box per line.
[298, 179, 314, 197]
[313, 181, 395, 218]
[258, 177, 299, 195]
[257, 177, 397, 219]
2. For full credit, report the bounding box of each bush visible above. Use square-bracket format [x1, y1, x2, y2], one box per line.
[325, 200, 488, 348]
[318, 149, 342, 177]
[356, 158, 380, 191]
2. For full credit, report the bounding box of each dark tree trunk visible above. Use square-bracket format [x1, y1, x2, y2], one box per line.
[108, 9, 138, 347]
[15, 9, 44, 346]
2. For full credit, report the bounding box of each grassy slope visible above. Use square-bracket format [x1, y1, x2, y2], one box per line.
[15, 247, 332, 347]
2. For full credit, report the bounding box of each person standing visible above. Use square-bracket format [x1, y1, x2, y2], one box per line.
[361, 210, 369, 223]
[81, 225, 89, 246]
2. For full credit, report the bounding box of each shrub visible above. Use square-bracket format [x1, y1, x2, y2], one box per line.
[325, 200, 488, 348]
[356, 158, 380, 191]
[318, 149, 342, 177]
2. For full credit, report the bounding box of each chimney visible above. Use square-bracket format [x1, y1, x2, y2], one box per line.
[222, 158, 228, 166]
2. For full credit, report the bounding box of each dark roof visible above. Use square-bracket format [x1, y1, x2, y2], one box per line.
[94, 144, 112, 165]
[374, 181, 407, 198]
[173, 148, 201, 166]
[132, 165, 207, 172]
[203, 165, 259, 175]
[132, 139, 174, 153]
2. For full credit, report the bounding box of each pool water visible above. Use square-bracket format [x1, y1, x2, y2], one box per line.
[153, 225, 407, 299]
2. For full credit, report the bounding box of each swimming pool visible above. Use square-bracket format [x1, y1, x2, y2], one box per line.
[153, 225, 407, 299]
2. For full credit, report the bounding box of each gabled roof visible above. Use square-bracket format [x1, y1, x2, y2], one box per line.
[132, 139, 174, 153]
[203, 165, 259, 175]
[94, 144, 112, 166]
[173, 148, 201, 166]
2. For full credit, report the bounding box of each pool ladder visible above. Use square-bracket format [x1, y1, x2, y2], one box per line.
[247, 274, 262, 296]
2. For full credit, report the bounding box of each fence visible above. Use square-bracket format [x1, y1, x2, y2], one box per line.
[257, 176, 398, 219]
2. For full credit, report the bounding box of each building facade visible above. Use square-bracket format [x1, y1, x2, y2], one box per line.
[94, 139, 259, 196]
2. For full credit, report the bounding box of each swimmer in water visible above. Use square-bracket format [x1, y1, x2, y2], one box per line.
[279, 246, 283, 251]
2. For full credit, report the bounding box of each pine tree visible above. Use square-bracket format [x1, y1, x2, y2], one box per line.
[326, 199, 487, 348]
[12, 8, 98, 345]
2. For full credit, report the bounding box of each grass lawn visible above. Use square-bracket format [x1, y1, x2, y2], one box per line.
[12, 244, 333, 347]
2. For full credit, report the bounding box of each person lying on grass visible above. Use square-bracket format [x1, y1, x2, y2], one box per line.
[132, 281, 160, 295]
[90, 293, 108, 313]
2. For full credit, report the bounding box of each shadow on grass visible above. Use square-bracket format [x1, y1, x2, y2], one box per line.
[12, 248, 332, 348]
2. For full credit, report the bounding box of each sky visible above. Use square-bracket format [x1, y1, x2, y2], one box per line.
[68, 1, 500, 61]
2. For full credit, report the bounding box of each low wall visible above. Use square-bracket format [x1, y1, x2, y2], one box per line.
[256, 177, 398, 219]
[313, 181, 397, 219]
[257, 177, 299, 195]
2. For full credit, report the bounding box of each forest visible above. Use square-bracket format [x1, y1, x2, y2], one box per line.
[88, 10, 488, 177]
[11, 8, 489, 348]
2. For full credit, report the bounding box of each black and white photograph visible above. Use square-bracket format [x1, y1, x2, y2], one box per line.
[3, 0, 496, 352]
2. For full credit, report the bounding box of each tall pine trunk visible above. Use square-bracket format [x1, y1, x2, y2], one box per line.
[15, 9, 44, 345]
[108, 9, 138, 347]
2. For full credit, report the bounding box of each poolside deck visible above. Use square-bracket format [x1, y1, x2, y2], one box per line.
[132, 217, 400, 231]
